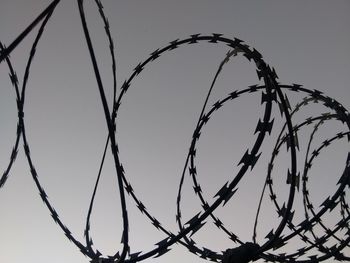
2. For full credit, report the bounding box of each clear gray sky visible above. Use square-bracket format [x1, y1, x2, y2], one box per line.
[0, 1, 350, 262]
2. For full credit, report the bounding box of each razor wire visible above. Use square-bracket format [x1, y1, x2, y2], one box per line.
[0, 0, 349, 263]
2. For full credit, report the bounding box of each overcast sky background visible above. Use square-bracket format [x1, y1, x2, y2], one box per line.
[0, 1, 350, 263]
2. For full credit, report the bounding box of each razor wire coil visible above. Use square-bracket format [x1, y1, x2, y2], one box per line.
[0, 1, 349, 263]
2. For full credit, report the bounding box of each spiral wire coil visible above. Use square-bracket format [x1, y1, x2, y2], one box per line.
[0, 1, 349, 262]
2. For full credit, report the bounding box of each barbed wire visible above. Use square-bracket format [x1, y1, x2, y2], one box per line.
[0, 1, 349, 263]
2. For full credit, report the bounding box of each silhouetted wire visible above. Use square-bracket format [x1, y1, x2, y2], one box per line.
[0, 0, 60, 63]
[175, 49, 244, 259]
[254, 95, 317, 246]
[107, 34, 297, 262]
[181, 86, 272, 252]
[77, 0, 130, 261]
[0, 1, 349, 263]
[83, 0, 118, 257]
[0, 0, 60, 189]
[17, 4, 98, 259]
[0, 1, 97, 259]
[302, 119, 350, 260]
[0, 43, 21, 189]
[185, 85, 314, 262]
[261, 87, 350, 262]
